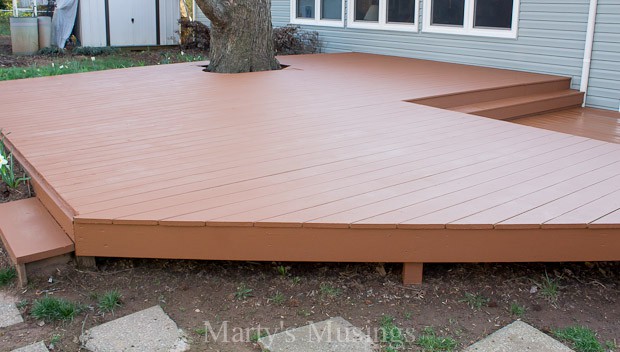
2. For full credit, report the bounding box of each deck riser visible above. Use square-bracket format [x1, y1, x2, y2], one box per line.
[410, 79, 572, 109]
[470, 93, 585, 120]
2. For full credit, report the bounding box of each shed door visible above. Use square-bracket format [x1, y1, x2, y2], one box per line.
[108, 0, 157, 46]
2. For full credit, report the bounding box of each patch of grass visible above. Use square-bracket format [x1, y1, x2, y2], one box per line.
[536, 272, 560, 302]
[319, 283, 341, 298]
[250, 330, 268, 342]
[416, 327, 458, 352]
[606, 340, 617, 351]
[554, 326, 604, 352]
[291, 276, 301, 285]
[194, 327, 207, 336]
[234, 283, 253, 300]
[379, 315, 405, 351]
[270, 292, 285, 305]
[276, 265, 288, 277]
[459, 292, 489, 310]
[0, 267, 17, 286]
[49, 334, 61, 349]
[509, 302, 526, 317]
[16, 299, 29, 309]
[31, 296, 83, 322]
[98, 290, 122, 313]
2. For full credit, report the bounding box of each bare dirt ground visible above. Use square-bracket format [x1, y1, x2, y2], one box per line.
[0, 33, 618, 352]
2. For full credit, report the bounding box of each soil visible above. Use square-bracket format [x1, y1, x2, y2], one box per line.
[0, 33, 618, 352]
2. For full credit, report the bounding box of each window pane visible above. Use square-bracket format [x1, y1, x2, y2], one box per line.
[387, 0, 416, 23]
[431, 0, 464, 26]
[322, 0, 342, 19]
[297, 0, 315, 18]
[474, 0, 513, 29]
[355, 0, 379, 21]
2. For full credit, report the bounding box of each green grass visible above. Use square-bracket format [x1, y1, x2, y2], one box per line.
[194, 327, 207, 336]
[553, 326, 604, 352]
[379, 315, 405, 351]
[509, 302, 526, 317]
[416, 327, 458, 352]
[250, 330, 268, 342]
[319, 283, 341, 298]
[459, 292, 489, 310]
[536, 272, 560, 302]
[31, 296, 83, 322]
[98, 290, 122, 313]
[234, 283, 253, 300]
[0, 267, 17, 286]
[270, 292, 285, 305]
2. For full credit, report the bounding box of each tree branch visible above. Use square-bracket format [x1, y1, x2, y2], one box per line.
[195, 0, 230, 26]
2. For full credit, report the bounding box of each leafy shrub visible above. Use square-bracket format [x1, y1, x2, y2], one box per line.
[273, 25, 320, 55]
[179, 18, 210, 50]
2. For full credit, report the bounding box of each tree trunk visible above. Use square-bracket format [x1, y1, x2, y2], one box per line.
[195, 0, 281, 73]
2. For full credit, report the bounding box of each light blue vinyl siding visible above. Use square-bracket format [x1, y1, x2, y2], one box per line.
[196, 0, 619, 110]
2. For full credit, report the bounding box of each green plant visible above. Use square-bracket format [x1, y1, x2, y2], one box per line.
[234, 283, 253, 300]
[49, 334, 61, 348]
[270, 292, 285, 305]
[0, 132, 30, 190]
[276, 265, 288, 277]
[31, 296, 83, 322]
[379, 315, 405, 351]
[459, 292, 489, 310]
[291, 276, 301, 285]
[509, 302, 526, 317]
[72, 46, 120, 56]
[194, 327, 207, 336]
[319, 283, 341, 298]
[416, 327, 458, 352]
[16, 299, 29, 309]
[536, 272, 560, 302]
[0, 267, 17, 286]
[553, 326, 604, 352]
[98, 290, 122, 313]
[605, 340, 617, 351]
[250, 330, 268, 342]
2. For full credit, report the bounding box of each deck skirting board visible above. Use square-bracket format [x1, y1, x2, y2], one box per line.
[74, 223, 620, 263]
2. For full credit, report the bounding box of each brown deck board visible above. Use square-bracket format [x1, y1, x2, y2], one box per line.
[1, 53, 619, 265]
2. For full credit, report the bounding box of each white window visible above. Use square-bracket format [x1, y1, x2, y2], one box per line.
[346, 0, 420, 32]
[291, 0, 345, 27]
[422, 0, 519, 38]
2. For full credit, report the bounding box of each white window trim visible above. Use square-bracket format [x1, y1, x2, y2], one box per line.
[346, 0, 420, 32]
[422, 0, 519, 38]
[290, 0, 345, 27]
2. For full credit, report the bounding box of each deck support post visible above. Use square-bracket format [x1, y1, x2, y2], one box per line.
[76, 256, 97, 269]
[16, 263, 27, 288]
[402, 262, 423, 285]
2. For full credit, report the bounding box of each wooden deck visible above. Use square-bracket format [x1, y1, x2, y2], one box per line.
[1, 53, 619, 282]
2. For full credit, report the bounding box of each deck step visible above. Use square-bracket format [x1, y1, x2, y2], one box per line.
[450, 89, 584, 120]
[0, 198, 74, 285]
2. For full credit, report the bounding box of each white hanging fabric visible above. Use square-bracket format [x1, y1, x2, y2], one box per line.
[51, 0, 78, 48]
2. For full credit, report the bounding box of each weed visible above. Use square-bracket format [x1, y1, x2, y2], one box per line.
[98, 290, 122, 313]
[0, 132, 30, 190]
[0, 267, 17, 286]
[319, 283, 341, 298]
[16, 299, 29, 309]
[536, 272, 560, 302]
[270, 292, 285, 305]
[459, 292, 489, 310]
[291, 276, 301, 285]
[379, 315, 405, 351]
[49, 334, 61, 348]
[235, 283, 253, 300]
[194, 327, 207, 336]
[31, 296, 83, 322]
[404, 311, 413, 320]
[297, 308, 312, 317]
[554, 326, 604, 352]
[509, 302, 526, 317]
[276, 265, 288, 277]
[605, 340, 617, 351]
[416, 327, 458, 352]
[250, 330, 268, 342]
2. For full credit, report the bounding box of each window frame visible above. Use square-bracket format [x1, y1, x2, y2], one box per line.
[346, 0, 420, 32]
[422, 0, 520, 38]
[290, 0, 346, 27]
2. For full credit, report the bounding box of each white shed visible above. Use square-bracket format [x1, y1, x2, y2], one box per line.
[77, 0, 180, 47]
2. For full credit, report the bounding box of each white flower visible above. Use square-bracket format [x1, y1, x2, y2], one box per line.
[59, 65, 65, 69]
[91, 57, 96, 62]
[0, 155, 8, 168]
[51, 62, 54, 67]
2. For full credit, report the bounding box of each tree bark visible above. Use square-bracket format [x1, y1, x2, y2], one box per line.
[195, 0, 281, 73]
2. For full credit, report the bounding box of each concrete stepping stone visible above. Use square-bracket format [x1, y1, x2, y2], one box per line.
[464, 320, 574, 352]
[11, 341, 49, 352]
[80, 305, 189, 352]
[259, 316, 378, 352]
[0, 292, 24, 328]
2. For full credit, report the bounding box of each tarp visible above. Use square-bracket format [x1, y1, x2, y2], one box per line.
[51, 0, 78, 48]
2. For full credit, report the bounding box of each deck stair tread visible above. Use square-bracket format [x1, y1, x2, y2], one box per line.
[0, 198, 74, 264]
[451, 89, 584, 119]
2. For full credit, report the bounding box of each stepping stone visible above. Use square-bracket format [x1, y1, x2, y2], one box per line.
[12, 341, 49, 352]
[464, 320, 574, 352]
[259, 316, 378, 352]
[0, 292, 24, 328]
[80, 306, 188, 352]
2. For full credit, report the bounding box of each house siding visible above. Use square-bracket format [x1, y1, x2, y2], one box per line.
[195, 0, 619, 111]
